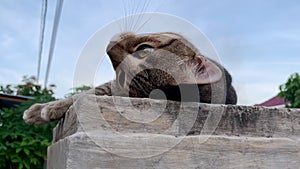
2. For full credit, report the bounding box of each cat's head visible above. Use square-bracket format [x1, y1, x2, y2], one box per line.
[106, 32, 223, 99]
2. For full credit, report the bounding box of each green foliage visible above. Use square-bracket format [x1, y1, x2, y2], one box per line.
[65, 85, 92, 98]
[0, 84, 14, 94]
[16, 76, 56, 96]
[278, 73, 300, 108]
[0, 76, 57, 169]
[0, 76, 56, 97]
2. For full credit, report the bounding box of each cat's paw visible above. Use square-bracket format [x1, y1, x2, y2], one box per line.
[23, 99, 73, 125]
[40, 100, 72, 122]
[23, 103, 49, 125]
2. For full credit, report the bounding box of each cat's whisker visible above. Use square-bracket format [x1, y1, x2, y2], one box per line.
[173, 55, 187, 67]
[132, 0, 150, 32]
[193, 63, 199, 72]
[116, 18, 123, 32]
[122, 0, 128, 31]
[183, 64, 198, 81]
[135, 17, 151, 33]
[127, 0, 134, 31]
[130, 0, 143, 32]
[123, 0, 136, 31]
[133, 0, 142, 18]
[128, 0, 138, 32]
[176, 60, 185, 66]
[121, 0, 151, 32]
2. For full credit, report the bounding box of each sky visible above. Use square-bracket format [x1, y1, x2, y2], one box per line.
[0, 0, 299, 105]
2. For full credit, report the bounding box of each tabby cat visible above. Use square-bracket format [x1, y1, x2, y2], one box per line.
[23, 32, 237, 125]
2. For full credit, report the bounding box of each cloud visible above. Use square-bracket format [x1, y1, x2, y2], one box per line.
[0, 1, 41, 78]
[230, 61, 300, 105]
[0, 68, 23, 84]
[270, 30, 300, 43]
[0, 34, 14, 49]
[235, 83, 280, 105]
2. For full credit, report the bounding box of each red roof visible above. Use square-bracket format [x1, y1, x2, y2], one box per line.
[255, 96, 288, 107]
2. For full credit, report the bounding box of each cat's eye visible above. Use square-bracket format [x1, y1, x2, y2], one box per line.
[133, 44, 154, 58]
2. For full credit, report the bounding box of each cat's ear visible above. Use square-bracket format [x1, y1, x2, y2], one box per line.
[185, 55, 222, 84]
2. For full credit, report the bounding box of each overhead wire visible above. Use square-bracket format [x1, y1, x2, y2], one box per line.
[37, 0, 47, 83]
[44, 0, 64, 88]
